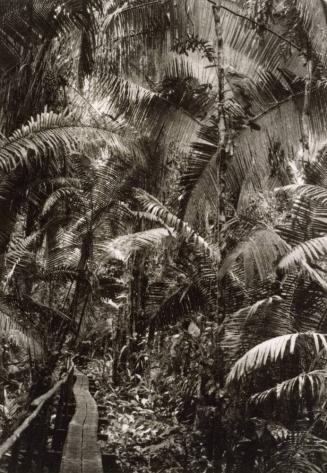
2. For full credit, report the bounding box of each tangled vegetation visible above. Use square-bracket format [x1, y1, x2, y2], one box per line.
[1, 1, 327, 472]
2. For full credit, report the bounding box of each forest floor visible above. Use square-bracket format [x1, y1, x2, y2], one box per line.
[86, 359, 211, 473]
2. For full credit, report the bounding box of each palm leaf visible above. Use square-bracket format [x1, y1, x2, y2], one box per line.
[294, 0, 327, 69]
[98, 227, 174, 261]
[222, 294, 295, 366]
[277, 184, 327, 247]
[134, 188, 217, 257]
[151, 283, 205, 331]
[278, 236, 327, 278]
[103, 0, 296, 86]
[41, 187, 83, 218]
[267, 431, 327, 473]
[0, 110, 145, 173]
[219, 228, 290, 286]
[87, 73, 202, 156]
[4, 230, 44, 285]
[0, 300, 43, 356]
[251, 369, 327, 404]
[226, 332, 327, 384]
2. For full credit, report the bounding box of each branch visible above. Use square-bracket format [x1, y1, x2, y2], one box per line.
[207, 0, 301, 52]
[0, 371, 71, 459]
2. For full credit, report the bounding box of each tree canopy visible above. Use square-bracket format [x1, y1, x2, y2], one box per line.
[2, 1, 327, 472]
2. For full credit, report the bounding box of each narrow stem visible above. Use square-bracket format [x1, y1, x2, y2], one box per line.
[212, 0, 226, 318]
[207, 0, 301, 52]
[301, 43, 312, 160]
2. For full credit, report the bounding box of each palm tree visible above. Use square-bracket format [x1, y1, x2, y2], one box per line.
[2, 1, 327, 471]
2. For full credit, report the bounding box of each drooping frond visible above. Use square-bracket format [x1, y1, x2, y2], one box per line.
[305, 144, 327, 187]
[103, 0, 296, 88]
[277, 184, 327, 204]
[294, 0, 327, 69]
[222, 294, 295, 366]
[86, 73, 201, 156]
[0, 110, 145, 173]
[134, 188, 217, 257]
[180, 80, 298, 219]
[226, 332, 327, 385]
[4, 230, 44, 286]
[41, 187, 83, 218]
[267, 431, 327, 473]
[184, 83, 327, 213]
[185, 245, 218, 314]
[277, 183, 327, 246]
[293, 276, 327, 333]
[278, 236, 327, 279]
[219, 228, 290, 286]
[0, 299, 43, 356]
[251, 369, 327, 404]
[103, 0, 170, 52]
[98, 227, 174, 262]
[0, 0, 101, 72]
[151, 283, 205, 330]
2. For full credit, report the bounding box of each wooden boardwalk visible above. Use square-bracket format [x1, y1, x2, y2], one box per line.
[59, 370, 103, 473]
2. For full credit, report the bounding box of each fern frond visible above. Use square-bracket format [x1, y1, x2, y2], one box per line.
[226, 332, 327, 385]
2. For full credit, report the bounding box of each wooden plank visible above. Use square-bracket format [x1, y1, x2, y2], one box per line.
[59, 370, 103, 473]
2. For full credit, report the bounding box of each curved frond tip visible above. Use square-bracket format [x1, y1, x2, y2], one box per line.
[278, 235, 327, 270]
[134, 188, 218, 259]
[226, 332, 327, 385]
[251, 370, 327, 404]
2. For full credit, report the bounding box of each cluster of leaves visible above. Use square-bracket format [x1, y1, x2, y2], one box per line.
[87, 355, 215, 473]
[172, 34, 215, 63]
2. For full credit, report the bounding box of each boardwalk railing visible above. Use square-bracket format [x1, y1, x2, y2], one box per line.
[0, 366, 105, 473]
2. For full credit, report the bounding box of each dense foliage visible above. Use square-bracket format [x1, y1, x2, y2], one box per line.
[2, 0, 327, 472]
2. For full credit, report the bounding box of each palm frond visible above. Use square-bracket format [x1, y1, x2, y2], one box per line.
[267, 431, 327, 473]
[222, 292, 296, 367]
[134, 188, 217, 257]
[4, 230, 44, 286]
[41, 187, 83, 218]
[103, 0, 170, 48]
[0, 110, 145, 173]
[226, 332, 327, 385]
[103, 0, 295, 87]
[86, 73, 201, 156]
[305, 144, 327, 187]
[151, 283, 205, 330]
[277, 184, 327, 246]
[98, 227, 174, 262]
[278, 236, 327, 282]
[251, 369, 327, 404]
[0, 0, 101, 73]
[219, 228, 290, 286]
[0, 300, 43, 356]
[295, 0, 327, 68]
